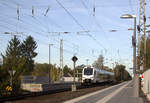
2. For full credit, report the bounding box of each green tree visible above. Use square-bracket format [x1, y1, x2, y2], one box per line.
[138, 36, 150, 71]
[1, 36, 26, 92]
[63, 65, 73, 77]
[114, 64, 131, 81]
[21, 36, 37, 75]
[33, 63, 61, 82]
[0, 65, 9, 93]
[32, 63, 50, 76]
[146, 37, 150, 69]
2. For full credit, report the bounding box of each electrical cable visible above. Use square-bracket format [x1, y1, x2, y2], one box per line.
[0, 14, 76, 55]
[55, 0, 106, 51]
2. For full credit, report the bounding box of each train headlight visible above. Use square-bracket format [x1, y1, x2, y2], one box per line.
[91, 77, 94, 80]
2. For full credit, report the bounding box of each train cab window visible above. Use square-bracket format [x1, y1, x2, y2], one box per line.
[84, 68, 93, 75]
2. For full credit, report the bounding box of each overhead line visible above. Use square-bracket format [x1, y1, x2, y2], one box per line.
[1, 0, 105, 52]
[55, 0, 106, 50]
[80, 0, 89, 10]
[0, 24, 74, 55]
[79, 0, 110, 50]
[55, 0, 85, 31]
[1, 21, 74, 53]
[0, 4, 75, 50]
[0, 15, 76, 54]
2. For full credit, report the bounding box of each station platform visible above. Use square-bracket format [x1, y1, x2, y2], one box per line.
[64, 80, 144, 103]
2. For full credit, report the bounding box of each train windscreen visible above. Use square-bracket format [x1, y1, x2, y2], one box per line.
[84, 68, 93, 75]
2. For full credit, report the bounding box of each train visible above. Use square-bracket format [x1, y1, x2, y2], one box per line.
[82, 66, 114, 84]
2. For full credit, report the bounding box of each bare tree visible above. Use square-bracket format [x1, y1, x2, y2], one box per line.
[92, 54, 104, 69]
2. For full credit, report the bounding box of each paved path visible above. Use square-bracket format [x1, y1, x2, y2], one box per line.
[64, 81, 144, 103]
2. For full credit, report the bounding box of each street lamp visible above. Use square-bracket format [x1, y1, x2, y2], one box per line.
[120, 14, 136, 76]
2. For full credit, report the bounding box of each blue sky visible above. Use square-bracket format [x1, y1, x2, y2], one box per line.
[0, 0, 150, 73]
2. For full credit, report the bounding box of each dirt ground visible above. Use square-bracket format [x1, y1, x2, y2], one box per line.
[10, 83, 112, 103]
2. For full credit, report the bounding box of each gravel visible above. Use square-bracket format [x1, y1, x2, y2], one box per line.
[9, 82, 118, 103]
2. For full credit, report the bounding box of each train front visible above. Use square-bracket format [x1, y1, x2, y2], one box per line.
[82, 67, 94, 83]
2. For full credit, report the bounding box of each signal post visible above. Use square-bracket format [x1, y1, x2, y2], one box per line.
[72, 56, 78, 92]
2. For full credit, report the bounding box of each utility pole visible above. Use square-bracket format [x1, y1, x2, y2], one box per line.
[133, 17, 137, 75]
[48, 31, 87, 80]
[139, 0, 146, 71]
[49, 44, 53, 84]
[143, 0, 146, 71]
[60, 39, 63, 80]
[137, 0, 141, 71]
[48, 32, 69, 81]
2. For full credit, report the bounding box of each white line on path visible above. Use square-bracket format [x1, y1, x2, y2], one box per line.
[96, 81, 132, 103]
[63, 81, 130, 103]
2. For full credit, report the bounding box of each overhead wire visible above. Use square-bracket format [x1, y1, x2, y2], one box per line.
[0, 0, 92, 63]
[2, 0, 129, 59]
[80, 0, 109, 44]
[55, 0, 106, 51]
[79, 0, 110, 52]
[79, 0, 129, 64]
[14, 2, 76, 50]
[0, 0, 135, 66]
[0, 14, 48, 37]
[2, 16, 74, 54]
[0, 13, 75, 55]
[0, 20, 74, 55]
[0, 23, 71, 62]
[0, 1, 51, 33]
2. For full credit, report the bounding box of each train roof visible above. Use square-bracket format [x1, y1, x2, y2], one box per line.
[83, 66, 114, 75]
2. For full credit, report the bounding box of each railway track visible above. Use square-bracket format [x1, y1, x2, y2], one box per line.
[0, 81, 117, 103]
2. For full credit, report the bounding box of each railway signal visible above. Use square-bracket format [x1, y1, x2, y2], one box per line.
[72, 56, 78, 62]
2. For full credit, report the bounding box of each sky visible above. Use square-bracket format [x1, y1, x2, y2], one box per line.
[0, 0, 150, 74]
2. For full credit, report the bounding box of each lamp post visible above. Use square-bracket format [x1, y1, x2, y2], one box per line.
[121, 14, 140, 97]
[120, 14, 136, 76]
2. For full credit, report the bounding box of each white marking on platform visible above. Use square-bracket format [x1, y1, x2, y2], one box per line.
[96, 81, 131, 103]
[63, 81, 129, 103]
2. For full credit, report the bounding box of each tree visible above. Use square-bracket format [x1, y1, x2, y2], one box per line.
[63, 65, 73, 77]
[138, 35, 150, 71]
[0, 65, 7, 83]
[32, 63, 61, 82]
[93, 54, 104, 69]
[21, 36, 37, 75]
[0, 36, 38, 94]
[103, 66, 113, 72]
[32, 63, 50, 76]
[1, 36, 26, 92]
[114, 64, 131, 81]
[146, 36, 150, 69]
